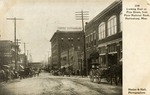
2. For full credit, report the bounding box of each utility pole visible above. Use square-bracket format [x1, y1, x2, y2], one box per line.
[7, 17, 23, 70]
[16, 39, 21, 69]
[29, 53, 32, 63]
[75, 10, 89, 76]
[27, 50, 29, 66]
[24, 43, 26, 55]
[48, 51, 50, 65]
[45, 55, 47, 67]
[23, 42, 28, 66]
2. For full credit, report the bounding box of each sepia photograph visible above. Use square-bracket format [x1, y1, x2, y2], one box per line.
[0, 0, 136, 95]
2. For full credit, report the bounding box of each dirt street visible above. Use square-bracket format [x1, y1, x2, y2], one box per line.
[0, 72, 122, 95]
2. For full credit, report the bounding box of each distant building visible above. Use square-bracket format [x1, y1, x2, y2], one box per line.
[28, 62, 42, 69]
[50, 30, 84, 72]
[85, 0, 122, 74]
[19, 54, 27, 67]
[60, 45, 83, 75]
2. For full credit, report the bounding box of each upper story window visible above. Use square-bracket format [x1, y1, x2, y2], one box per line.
[93, 31, 96, 40]
[90, 33, 93, 42]
[85, 36, 87, 43]
[120, 11, 123, 32]
[107, 15, 117, 36]
[99, 22, 105, 40]
[93, 31, 96, 45]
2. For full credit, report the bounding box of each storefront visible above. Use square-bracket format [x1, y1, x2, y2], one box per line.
[99, 46, 107, 67]
[98, 40, 122, 66]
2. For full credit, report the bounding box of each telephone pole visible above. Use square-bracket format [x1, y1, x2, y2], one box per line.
[48, 51, 50, 64]
[23, 42, 28, 66]
[75, 10, 89, 76]
[16, 39, 21, 69]
[23, 43, 27, 55]
[27, 50, 29, 66]
[7, 17, 23, 70]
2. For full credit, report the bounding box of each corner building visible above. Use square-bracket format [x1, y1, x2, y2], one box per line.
[50, 30, 84, 72]
[85, 0, 122, 74]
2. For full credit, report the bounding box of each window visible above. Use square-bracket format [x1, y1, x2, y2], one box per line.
[107, 15, 117, 36]
[86, 36, 88, 48]
[99, 22, 105, 40]
[120, 11, 123, 32]
[91, 33, 93, 41]
[108, 44, 117, 52]
[88, 35, 90, 47]
[99, 46, 106, 54]
[93, 31, 96, 40]
[85, 36, 88, 43]
[93, 31, 96, 45]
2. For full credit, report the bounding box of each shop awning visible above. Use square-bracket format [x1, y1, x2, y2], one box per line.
[120, 58, 122, 62]
[90, 52, 99, 58]
[2, 65, 10, 68]
[61, 64, 72, 68]
[108, 51, 117, 54]
[99, 53, 106, 56]
[19, 65, 24, 69]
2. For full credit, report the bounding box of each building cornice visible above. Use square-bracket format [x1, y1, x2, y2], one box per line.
[85, 0, 122, 29]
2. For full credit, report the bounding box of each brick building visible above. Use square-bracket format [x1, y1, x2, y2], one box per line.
[19, 54, 27, 67]
[60, 46, 83, 75]
[85, 0, 122, 74]
[50, 30, 84, 72]
[0, 40, 15, 69]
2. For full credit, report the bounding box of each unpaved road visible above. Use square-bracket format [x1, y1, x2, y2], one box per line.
[0, 73, 122, 95]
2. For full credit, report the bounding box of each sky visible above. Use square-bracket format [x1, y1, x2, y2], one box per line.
[0, 0, 116, 62]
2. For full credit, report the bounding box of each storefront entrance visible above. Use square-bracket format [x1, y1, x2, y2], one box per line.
[108, 53, 117, 65]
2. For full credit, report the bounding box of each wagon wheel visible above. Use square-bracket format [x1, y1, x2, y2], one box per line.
[112, 75, 120, 85]
[89, 70, 94, 82]
[95, 70, 101, 83]
[105, 74, 112, 84]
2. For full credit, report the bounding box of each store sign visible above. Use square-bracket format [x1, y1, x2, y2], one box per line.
[57, 27, 82, 31]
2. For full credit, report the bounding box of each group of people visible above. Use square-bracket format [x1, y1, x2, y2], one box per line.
[0, 69, 17, 82]
[0, 67, 41, 82]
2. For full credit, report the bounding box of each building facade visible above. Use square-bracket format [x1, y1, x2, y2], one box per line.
[19, 54, 27, 67]
[60, 46, 83, 75]
[85, 0, 122, 74]
[50, 30, 84, 72]
[28, 62, 42, 70]
[0, 40, 15, 69]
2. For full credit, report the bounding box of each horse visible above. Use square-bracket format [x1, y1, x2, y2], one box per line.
[0, 70, 6, 82]
[106, 64, 122, 85]
[18, 70, 25, 80]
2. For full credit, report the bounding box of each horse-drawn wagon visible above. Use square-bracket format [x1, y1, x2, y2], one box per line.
[89, 63, 109, 83]
[89, 62, 122, 85]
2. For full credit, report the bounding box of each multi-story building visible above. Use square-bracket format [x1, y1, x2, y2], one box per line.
[50, 30, 84, 72]
[85, 0, 122, 74]
[19, 54, 27, 67]
[60, 46, 83, 75]
[0, 40, 15, 69]
[28, 62, 42, 70]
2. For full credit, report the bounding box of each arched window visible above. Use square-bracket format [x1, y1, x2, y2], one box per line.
[120, 11, 123, 32]
[107, 15, 117, 36]
[99, 22, 105, 40]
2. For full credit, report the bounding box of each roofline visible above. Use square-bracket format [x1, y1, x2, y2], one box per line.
[85, 0, 122, 28]
[0, 40, 13, 42]
[50, 30, 83, 42]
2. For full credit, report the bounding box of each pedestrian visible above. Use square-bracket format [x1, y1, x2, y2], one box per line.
[10, 70, 15, 80]
[0, 69, 6, 82]
[4, 69, 10, 82]
[77, 70, 79, 76]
